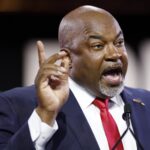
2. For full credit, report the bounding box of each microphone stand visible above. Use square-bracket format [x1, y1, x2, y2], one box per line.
[128, 128, 144, 150]
[112, 103, 144, 150]
[112, 103, 130, 150]
[112, 127, 129, 150]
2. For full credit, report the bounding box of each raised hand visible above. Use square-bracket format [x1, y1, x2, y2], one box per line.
[35, 41, 70, 125]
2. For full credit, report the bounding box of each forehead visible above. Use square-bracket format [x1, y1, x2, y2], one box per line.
[80, 13, 122, 39]
[59, 8, 122, 46]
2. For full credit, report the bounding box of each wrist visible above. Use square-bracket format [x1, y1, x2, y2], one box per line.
[36, 107, 58, 126]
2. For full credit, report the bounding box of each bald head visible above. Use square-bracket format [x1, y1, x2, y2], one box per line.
[58, 5, 120, 49]
[58, 5, 127, 98]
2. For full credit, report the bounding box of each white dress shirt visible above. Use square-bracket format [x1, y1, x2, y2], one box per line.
[69, 78, 137, 150]
[28, 110, 58, 150]
[28, 78, 137, 150]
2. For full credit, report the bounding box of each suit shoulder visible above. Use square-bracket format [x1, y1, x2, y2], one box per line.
[124, 86, 150, 104]
[0, 85, 35, 97]
[124, 86, 150, 95]
[0, 85, 37, 126]
[0, 85, 37, 106]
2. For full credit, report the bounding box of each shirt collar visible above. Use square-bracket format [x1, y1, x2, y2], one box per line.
[69, 78, 123, 109]
[69, 78, 94, 110]
[111, 95, 124, 106]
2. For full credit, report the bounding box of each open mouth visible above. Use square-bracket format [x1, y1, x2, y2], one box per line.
[101, 65, 123, 86]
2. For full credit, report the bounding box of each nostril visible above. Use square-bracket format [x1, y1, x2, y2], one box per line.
[105, 53, 121, 61]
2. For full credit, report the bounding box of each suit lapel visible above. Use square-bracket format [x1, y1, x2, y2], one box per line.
[59, 90, 100, 150]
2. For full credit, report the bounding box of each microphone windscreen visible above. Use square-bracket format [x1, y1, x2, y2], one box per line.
[124, 103, 131, 114]
[122, 103, 131, 121]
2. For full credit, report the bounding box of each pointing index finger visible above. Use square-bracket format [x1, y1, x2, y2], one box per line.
[37, 40, 46, 66]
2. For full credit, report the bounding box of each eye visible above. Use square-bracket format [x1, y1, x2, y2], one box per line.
[91, 43, 104, 50]
[115, 39, 124, 47]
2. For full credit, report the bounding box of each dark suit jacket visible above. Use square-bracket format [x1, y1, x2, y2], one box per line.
[0, 85, 150, 150]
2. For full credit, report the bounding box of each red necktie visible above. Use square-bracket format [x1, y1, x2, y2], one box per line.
[93, 98, 124, 150]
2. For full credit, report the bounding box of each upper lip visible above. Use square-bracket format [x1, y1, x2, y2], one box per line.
[102, 64, 123, 76]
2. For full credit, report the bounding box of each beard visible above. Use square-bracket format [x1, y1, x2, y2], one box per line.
[98, 81, 124, 98]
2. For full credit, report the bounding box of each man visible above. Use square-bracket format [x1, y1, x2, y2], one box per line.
[0, 5, 150, 150]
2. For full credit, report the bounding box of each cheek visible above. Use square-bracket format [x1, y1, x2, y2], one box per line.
[122, 52, 128, 75]
[82, 56, 103, 82]
[83, 55, 102, 69]
[71, 50, 104, 76]
[86, 52, 104, 75]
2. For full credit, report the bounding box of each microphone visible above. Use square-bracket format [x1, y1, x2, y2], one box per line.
[122, 103, 131, 127]
[112, 104, 131, 150]
[112, 103, 144, 150]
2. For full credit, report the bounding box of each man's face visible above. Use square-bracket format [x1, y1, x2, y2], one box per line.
[69, 13, 128, 99]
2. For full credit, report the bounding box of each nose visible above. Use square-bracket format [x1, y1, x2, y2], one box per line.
[104, 44, 121, 61]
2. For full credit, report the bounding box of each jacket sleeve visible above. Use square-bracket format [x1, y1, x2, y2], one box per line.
[0, 92, 35, 150]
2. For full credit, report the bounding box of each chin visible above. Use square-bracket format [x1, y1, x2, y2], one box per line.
[98, 82, 124, 98]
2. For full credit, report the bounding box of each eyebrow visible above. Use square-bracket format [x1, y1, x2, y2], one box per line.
[116, 31, 124, 39]
[88, 31, 123, 40]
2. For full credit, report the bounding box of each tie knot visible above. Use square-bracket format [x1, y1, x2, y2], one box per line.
[93, 98, 109, 110]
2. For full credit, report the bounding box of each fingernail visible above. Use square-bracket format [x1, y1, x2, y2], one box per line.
[59, 51, 67, 55]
